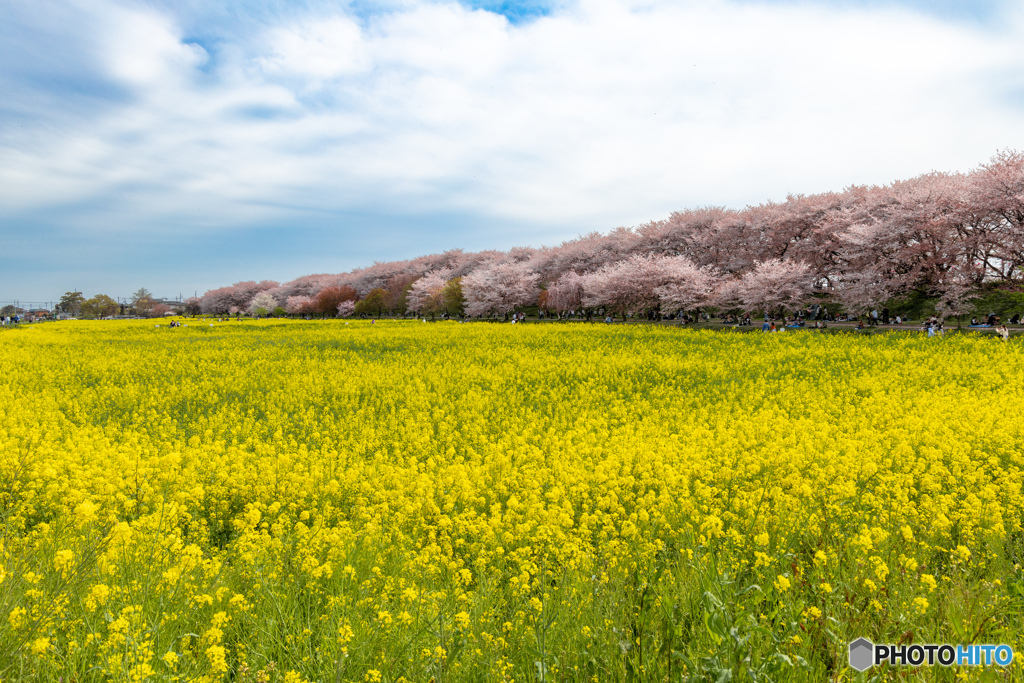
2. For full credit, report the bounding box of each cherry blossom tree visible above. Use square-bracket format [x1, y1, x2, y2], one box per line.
[581, 254, 675, 318]
[286, 296, 316, 315]
[710, 277, 742, 312]
[532, 228, 643, 282]
[934, 280, 979, 324]
[637, 207, 753, 273]
[829, 267, 902, 317]
[407, 271, 449, 315]
[544, 271, 586, 313]
[733, 259, 817, 316]
[654, 258, 719, 313]
[967, 149, 1024, 281]
[183, 296, 201, 316]
[448, 250, 505, 278]
[336, 300, 356, 317]
[200, 286, 237, 314]
[201, 280, 278, 314]
[831, 173, 968, 312]
[248, 292, 278, 315]
[462, 260, 539, 318]
[349, 261, 409, 297]
[275, 274, 343, 301]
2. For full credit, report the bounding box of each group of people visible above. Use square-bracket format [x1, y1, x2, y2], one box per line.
[970, 313, 1007, 327]
[920, 315, 1010, 340]
[858, 308, 929, 326]
[967, 313, 1016, 340]
[922, 317, 944, 337]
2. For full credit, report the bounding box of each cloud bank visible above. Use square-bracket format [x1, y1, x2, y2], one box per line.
[2, 0, 1023, 299]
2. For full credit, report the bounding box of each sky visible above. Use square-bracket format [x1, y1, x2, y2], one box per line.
[2, 0, 1023, 304]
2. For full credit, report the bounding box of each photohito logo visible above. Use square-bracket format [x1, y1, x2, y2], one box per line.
[849, 638, 1014, 671]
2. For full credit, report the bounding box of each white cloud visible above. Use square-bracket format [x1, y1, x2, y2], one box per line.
[261, 16, 368, 83]
[101, 7, 208, 86]
[2, 0, 1024, 239]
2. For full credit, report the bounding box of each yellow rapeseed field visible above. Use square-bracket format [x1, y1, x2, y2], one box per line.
[1, 319, 1023, 682]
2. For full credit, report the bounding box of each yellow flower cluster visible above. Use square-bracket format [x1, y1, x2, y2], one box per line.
[1, 319, 1022, 679]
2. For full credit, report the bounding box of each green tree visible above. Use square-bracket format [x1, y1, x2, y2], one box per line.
[355, 288, 389, 317]
[420, 295, 443, 320]
[386, 274, 418, 315]
[442, 277, 465, 317]
[81, 294, 119, 319]
[58, 291, 85, 316]
[131, 288, 154, 316]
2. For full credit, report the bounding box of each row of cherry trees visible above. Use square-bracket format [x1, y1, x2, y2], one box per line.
[193, 151, 1024, 318]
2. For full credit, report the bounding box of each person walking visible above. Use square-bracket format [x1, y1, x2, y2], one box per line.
[997, 324, 1010, 342]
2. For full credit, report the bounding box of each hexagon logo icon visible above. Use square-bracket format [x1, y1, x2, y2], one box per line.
[849, 638, 874, 672]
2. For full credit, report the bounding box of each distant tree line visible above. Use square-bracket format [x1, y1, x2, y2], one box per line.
[56, 289, 171, 319]
[191, 151, 1024, 321]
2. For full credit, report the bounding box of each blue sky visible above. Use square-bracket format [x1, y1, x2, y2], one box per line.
[2, 0, 1023, 303]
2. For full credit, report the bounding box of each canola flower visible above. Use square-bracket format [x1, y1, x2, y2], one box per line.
[1, 319, 1023, 681]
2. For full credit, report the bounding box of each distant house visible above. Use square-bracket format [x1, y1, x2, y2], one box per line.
[27, 309, 50, 321]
